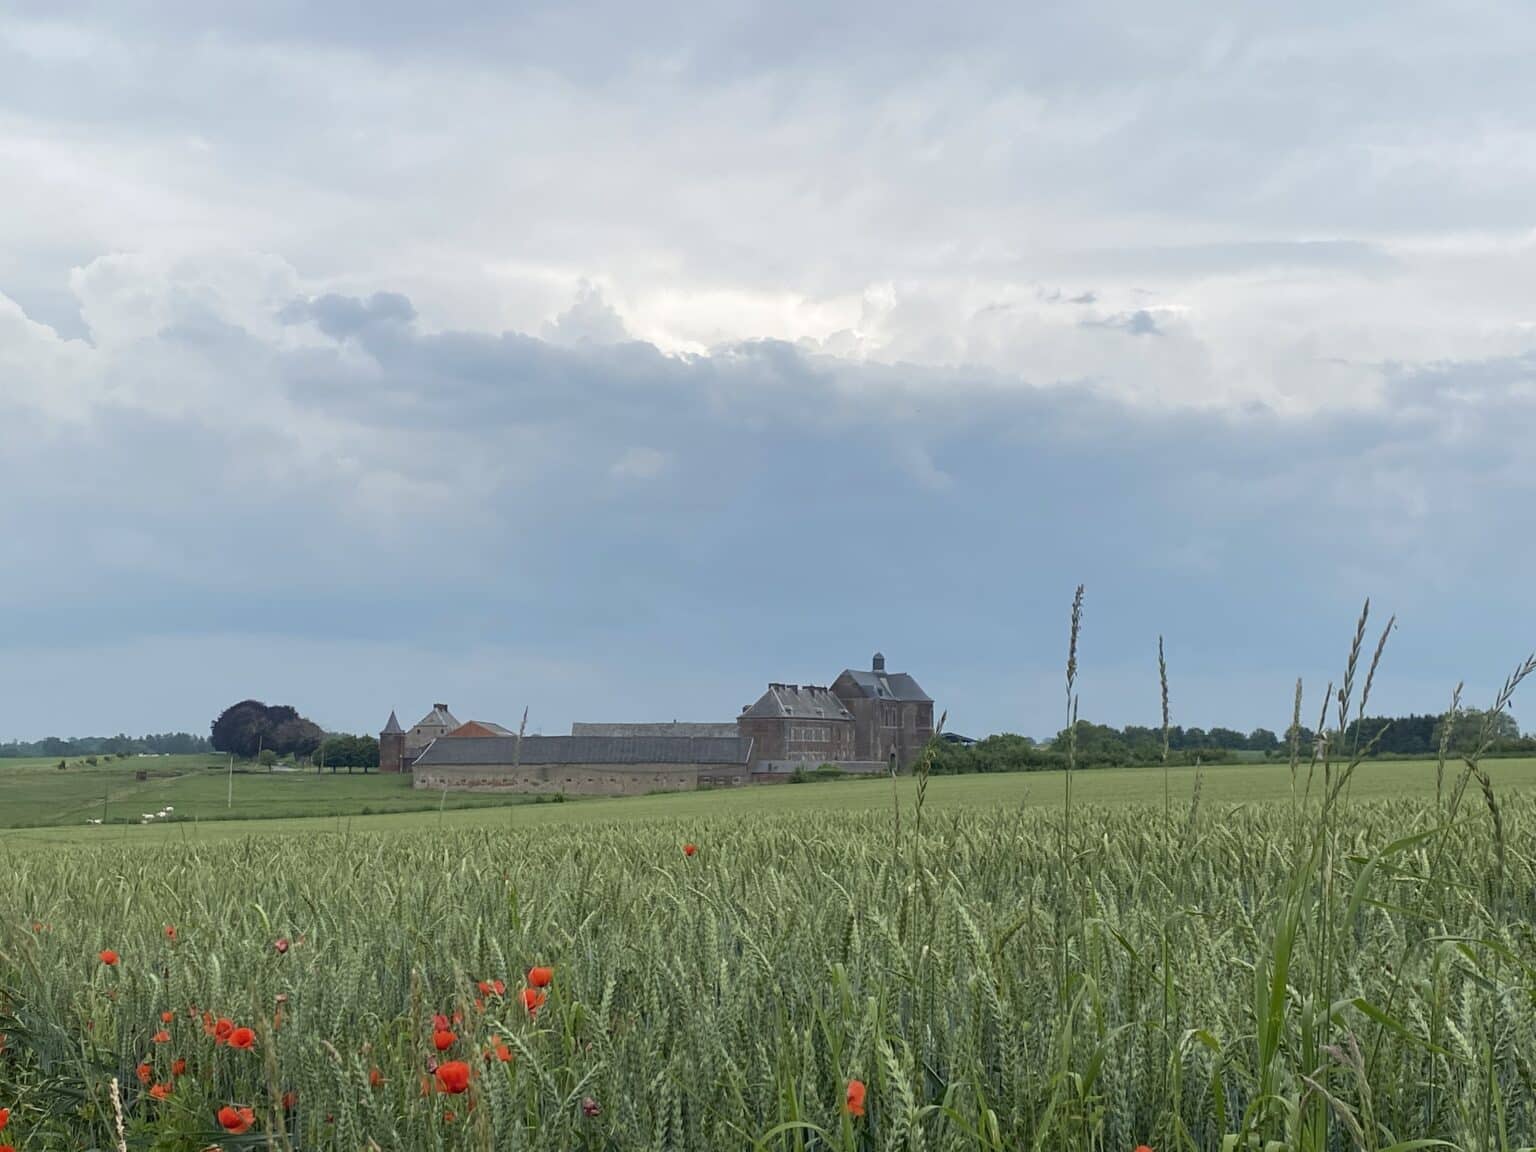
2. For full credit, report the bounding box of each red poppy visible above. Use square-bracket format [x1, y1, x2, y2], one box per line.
[163, 925, 177, 941]
[477, 978, 506, 997]
[435, 1060, 471, 1095]
[153, 1030, 170, 1044]
[527, 966, 553, 988]
[228, 1026, 255, 1050]
[0, 1107, 8, 1130]
[217, 1105, 255, 1134]
[846, 1079, 866, 1118]
[282, 1090, 298, 1111]
[273, 937, 290, 955]
[99, 949, 119, 966]
[149, 1082, 172, 1101]
[160, 1010, 175, 1024]
[1135, 1146, 1154, 1152]
[521, 988, 547, 1014]
[683, 843, 697, 857]
[432, 1029, 457, 1052]
[0, 1144, 13, 1151]
[432, 1013, 449, 1031]
[213, 1017, 234, 1044]
[136, 1062, 153, 1086]
[369, 1067, 384, 1089]
[171, 1058, 187, 1076]
[582, 1096, 602, 1118]
[488, 1041, 512, 1063]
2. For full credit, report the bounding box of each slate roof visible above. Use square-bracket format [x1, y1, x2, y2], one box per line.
[836, 669, 932, 703]
[412, 705, 459, 729]
[572, 722, 739, 739]
[413, 735, 753, 768]
[381, 710, 404, 735]
[741, 685, 853, 720]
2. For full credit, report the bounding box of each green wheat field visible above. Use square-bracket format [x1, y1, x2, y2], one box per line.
[0, 762, 1533, 1149]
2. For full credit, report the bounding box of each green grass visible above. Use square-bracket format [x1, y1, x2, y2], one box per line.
[0, 756, 539, 831]
[5, 754, 1536, 845]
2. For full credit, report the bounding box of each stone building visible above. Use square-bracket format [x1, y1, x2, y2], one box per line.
[737, 684, 875, 780]
[831, 653, 935, 770]
[383, 650, 935, 790]
[411, 734, 752, 795]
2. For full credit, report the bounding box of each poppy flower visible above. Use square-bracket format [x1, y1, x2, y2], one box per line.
[217, 1105, 255, 1134]
[435, 1060, 471, 1095]
[0, 1107, 8, 1130]
[228, 1026, 255, 1050]
[99, 949, 119, 966]
[369, 1067, 384, 1089]
[477, 978, 506, 997]
[521, 988, 547, 1014]
[136, 1062, 153, 1086]
[683, 843, 697, 857]
[432, 1029, 457, 1052]
[487, 1041, 512, 1063]
[273, 937, 290, 955]
[1135, 1146, 1154, 1152]
[0, 1144, 12, 1151]
[153, 1030, 170, 1044]
[149, 1082, 172, 1101]
[846, 1079, 866, 1118]
[527, 966, 553, 988]
[213, 1017, 234, 1043]
[582, 1096, 602, 1117]
[163, 925, 177, 941]
[171, 1058, 187, 1076]
[282, 1090, 297, 1111]
[432, 1013, 449, 1031]
[160, 1010, 175, 1024]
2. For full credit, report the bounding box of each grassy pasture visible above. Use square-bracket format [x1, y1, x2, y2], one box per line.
[4, 754, 1536, 845]
[0, 756, 534, 831]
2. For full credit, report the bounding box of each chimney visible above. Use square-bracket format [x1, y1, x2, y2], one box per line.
[433, 703, 448, 713]
[872, 652, 886, 673]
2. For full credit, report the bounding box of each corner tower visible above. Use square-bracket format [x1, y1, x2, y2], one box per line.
[379, 710, 406, 773]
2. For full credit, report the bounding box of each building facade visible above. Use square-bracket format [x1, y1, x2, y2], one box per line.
[831, 653, 935, 770]
[737, 684, 863, 779]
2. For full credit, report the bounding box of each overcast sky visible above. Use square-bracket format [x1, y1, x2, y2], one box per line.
[3, 2, 1536, 742]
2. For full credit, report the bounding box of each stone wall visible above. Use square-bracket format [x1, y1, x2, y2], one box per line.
[413, 761, 749, 796]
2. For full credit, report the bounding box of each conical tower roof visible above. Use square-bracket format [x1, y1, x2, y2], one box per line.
[381, 710, 404, 735]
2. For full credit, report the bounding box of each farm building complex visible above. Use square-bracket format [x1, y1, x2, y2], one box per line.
[381, 652, 935, 795]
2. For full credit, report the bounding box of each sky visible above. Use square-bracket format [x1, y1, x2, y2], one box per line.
[3, 1, 1536, 742]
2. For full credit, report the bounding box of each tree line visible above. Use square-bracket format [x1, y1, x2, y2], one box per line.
[0, 733, 211, 759]
[929, 709, 1531, 775]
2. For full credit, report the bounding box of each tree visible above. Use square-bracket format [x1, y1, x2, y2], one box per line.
[210, 701, 326, 761]
[1432, 708, 1521, 756]
[211, 700, 272, 759]
[318, 735, 380, 771]
[269, 718, 324, 760]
